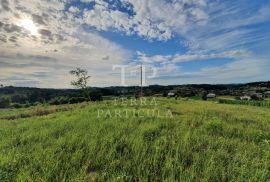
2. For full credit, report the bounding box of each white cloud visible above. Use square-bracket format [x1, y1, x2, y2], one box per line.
[181, 1, 270, 53]
[1, 0, 270, 87]
[0, 0, 132, 88]
[69, 6, 80, 14]
[81, 0, 95, 3]
[136, 50, 251, 64]
[147, 57, 270, 85]
[82, 0, 208, 40]
[133, 50, 270, 85]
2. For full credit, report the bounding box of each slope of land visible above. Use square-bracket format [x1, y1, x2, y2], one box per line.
[0, 98, 270, 181]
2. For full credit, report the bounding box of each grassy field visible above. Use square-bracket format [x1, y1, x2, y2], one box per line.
[0, 98, 270, 181]
[217, 98, 270, 108]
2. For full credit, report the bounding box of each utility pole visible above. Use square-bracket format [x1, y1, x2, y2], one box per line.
[140, 63, 143, 97]
[133, 63, 148, 97]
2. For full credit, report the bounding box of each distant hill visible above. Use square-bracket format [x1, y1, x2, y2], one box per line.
[0, 81, 269, 108]
[1, 81, 270, 97]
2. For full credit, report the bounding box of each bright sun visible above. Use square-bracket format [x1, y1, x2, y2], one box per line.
[19, 19, 38, 35]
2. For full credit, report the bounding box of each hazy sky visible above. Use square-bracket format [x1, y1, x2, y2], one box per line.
[0, 0, 270, 88]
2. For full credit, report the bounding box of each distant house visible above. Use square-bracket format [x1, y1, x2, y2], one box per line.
[206, 93, 216, 98]
[168, 92, 176, 97]
[251, 93, 263, 99]
[168, 90, 176, 97]
[240, 95, 251, 100]
[242, 91, 264, 100]
[264, 91, 270, 98]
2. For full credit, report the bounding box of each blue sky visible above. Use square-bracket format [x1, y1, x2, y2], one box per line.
[0, 0, 270, 88]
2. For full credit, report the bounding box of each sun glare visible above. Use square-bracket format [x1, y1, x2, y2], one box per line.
[19, 19, 38, 35]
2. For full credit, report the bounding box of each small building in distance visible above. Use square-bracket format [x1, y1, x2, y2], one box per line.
[167, 90, 176, 97]
[241, 91, 264, 100]
[206, 93, 216, 98]
[264, 91, 270, 98]
[240, 95, 251, 100]
[250, 93, 263, 100]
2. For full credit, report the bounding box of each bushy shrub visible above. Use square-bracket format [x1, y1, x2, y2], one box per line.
[90, 91, 103, 101]
[11, 95, 27, 104]
[49, 97, 69, 105]
[0, 98, 10, 108]
[33, 102, 41, 106]
[202, 93, 208, 101]
[49, 98, 61, 105]
[69, 97, 86, 104]
[162, 92, 167, 97]
[58, 97, 69, 104]
[24, 102, 31, 108]
[11, 103, 23, 108]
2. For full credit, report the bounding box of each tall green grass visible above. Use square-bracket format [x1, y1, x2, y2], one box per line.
[0, 98, 269, 181]
[218, 98, 270, 108]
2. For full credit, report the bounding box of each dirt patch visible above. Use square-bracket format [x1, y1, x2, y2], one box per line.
[87, 171, 98, 182]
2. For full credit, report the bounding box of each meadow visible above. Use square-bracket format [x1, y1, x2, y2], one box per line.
[0, 98, 270, 181]
[217, 98, 270, 108]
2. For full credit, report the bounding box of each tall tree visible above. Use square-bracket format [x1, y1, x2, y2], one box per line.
[69, 68, 91, 100]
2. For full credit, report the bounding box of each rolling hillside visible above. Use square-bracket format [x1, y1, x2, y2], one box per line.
[0, 98, 270, 181]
